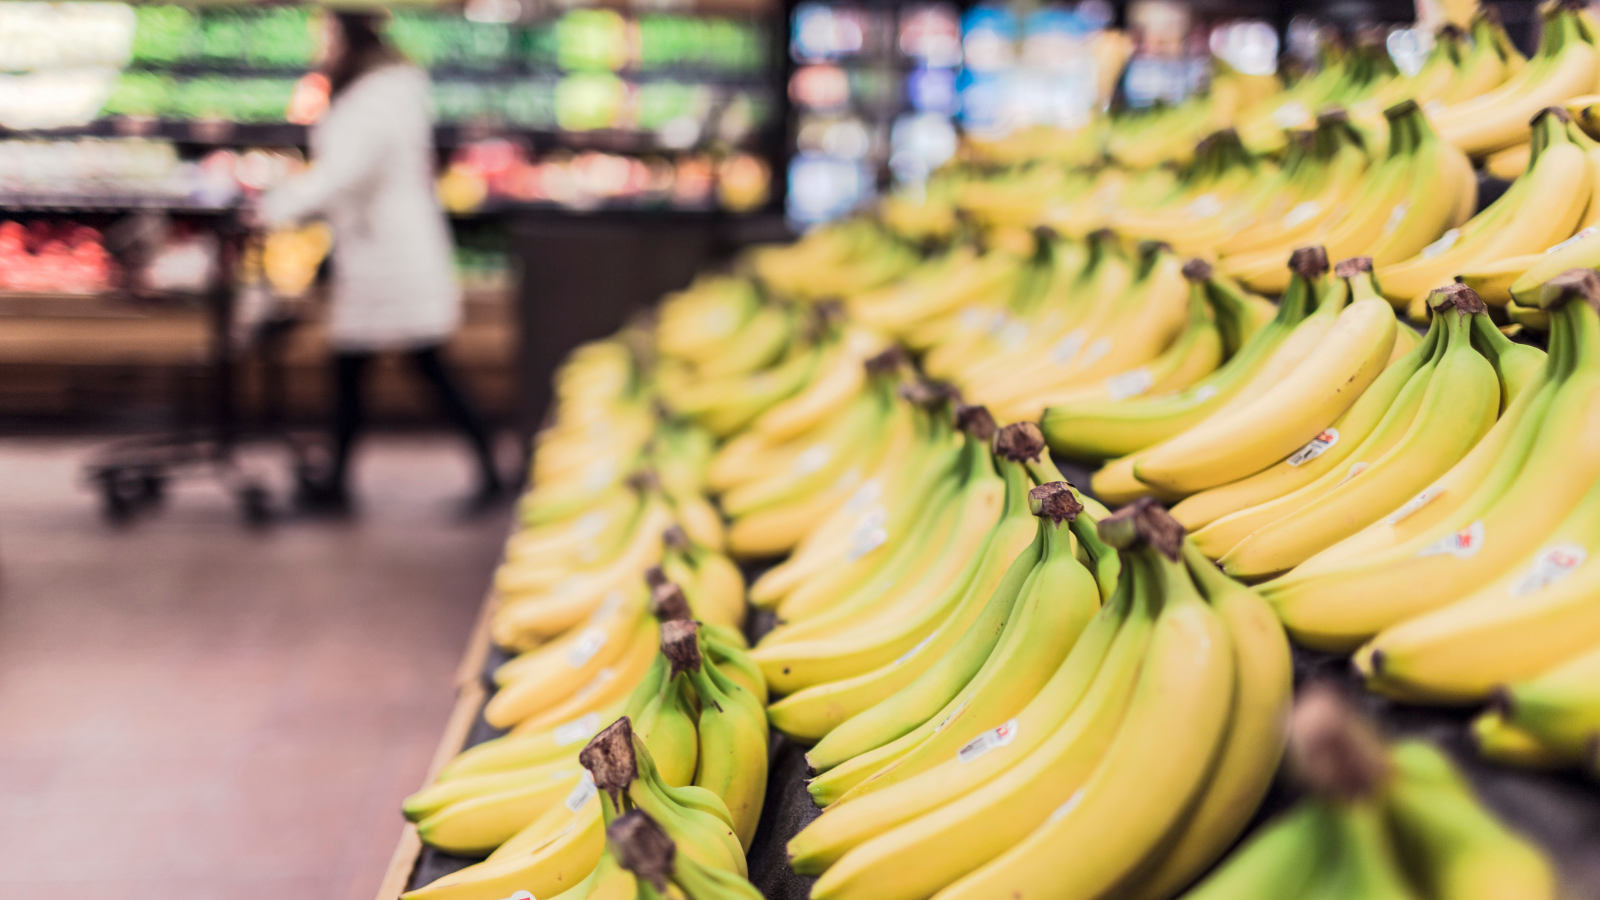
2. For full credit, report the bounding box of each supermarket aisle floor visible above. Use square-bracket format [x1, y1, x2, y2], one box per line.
[0, 436, 508, 900]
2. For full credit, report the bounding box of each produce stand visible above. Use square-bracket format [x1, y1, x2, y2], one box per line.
[381, 456, 1600, 900]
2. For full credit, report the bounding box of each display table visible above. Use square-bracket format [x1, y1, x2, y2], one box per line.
[378, 465, 1600, 900]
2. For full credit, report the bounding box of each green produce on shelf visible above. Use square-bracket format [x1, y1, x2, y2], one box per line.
[556, 72, 627, 131]
[433, 80, 503, 125]
[636, 82, 704, 133]
[197, 12, 248, 65]
[102, 71, 176, 119]
[243, 7, 314, 69]
[557, 8, 630, 73]
[502, 81, 558, 130]
[391, 12, 511, 71]
[171, 76, 296, 123]
[131, 5, 197, 65]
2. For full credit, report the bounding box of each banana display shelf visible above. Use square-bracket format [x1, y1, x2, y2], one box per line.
[379, 458, 1600, 900]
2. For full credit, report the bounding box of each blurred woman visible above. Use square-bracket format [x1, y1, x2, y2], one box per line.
[257, 10, 502, 514]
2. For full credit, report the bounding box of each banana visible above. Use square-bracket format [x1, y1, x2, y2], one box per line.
[1375, 107, 1591, 303]
[486, 591, 651, 728]
[923, 510, 1235, 900]
[785, 546, 1145, 875]
[1112, 542, 1293, 900]
[804, 480, 1102, 793]
[1353, 467, 1600, 702]
[1384, 740, 1557, 900]
[1472, 709, 1571, 769]
[1171, 804, 1331, 900]
[1432, 4, 1600, 158]
[1288, 315, 1550, 576]
[1044, 258, 1316, 461]
[763, 454, 1035, 740]
[404, 796, 604, 898]
[808, 504, 1231, 900]
[607, 810, 765, 900]
[1216, 288, 1500, 578]
[1304, 800, 1424, 900]
[755, 432, 1032, 700]
[1174, 261, 1436, 534]
[1131, 288, 1397, 495]
[511, 620, 663, 735]
[1264, 271, 1600, 651]
[1496, 642, 1600, 757]
[1088, 250, 1342, 496]
[661, 621, 768, 849]
[760, 418, 989, 638]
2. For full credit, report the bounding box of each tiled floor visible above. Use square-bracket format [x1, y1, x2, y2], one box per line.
[0, 435, 507, 900]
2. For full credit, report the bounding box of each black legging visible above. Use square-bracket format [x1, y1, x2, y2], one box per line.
[331, 345, 499, 492]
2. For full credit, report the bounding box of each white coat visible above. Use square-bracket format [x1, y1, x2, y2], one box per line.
[260, 64, 460, 351]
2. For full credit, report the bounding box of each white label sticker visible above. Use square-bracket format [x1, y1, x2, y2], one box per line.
[848, 507, 890, 561]
[957, 719, 1019, 764]
[1420, 228, 1461, 259]
[565, 627, 609, 668]
[1271, 101, 1310, 128]
[1080, 338, 1112, 368]
[845, 480, 882, 514]
[1508, 544, 1587, 596]
[564, 772, 596, 812]
[792, 445, 833, 476]
[894, 633, 936, 666]
[573, 511, 609, 542]
[498, 891, 536, 900]
[1381, 201, 1410, 238]
[1336, 461, 1370, 487]
[1187, 194, 1224, 219]
[1547, 225, 1600, 254]
[1051, 331, 1086, 365]
[1282, 201, 1321, 228]
[553, 712, 602, 746]
[1416, 521, 1485, 559]
[1105, 368, 1154, 401]
[1287, 429, 1339, 467]
[1191, 384, 1220, 402]
[1386, 488, 1439, 525]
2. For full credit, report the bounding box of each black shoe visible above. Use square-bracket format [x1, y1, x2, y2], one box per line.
[456, 480, 511, 520]
[294, 473, 352, 516]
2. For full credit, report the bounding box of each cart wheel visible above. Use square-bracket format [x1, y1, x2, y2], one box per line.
[238, 483, 272, 527]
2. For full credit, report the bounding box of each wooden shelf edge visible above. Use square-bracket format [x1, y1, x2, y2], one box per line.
[374, 588, 498, 900]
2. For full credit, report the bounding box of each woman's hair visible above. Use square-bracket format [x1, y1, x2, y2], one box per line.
[327, 11, 406, 98]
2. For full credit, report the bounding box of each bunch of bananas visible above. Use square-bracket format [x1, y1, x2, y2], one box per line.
[1266, 270, 1600, 663]
[788, 493, 1292, 900]
[605, 810, 764, 900]
[1473, 642, 1600, 776]
[1181, 685, 1555, 900]
[1377, 106, 1598, 313]
[403, 605, 767, 898]
[1083, 252, 1406, 511]
[1220, 100, 1475, 293]
[755, 408, 1037, 742]
[1176, 282, 1532, 580]
[1428, 2, 1600, 160]
[700, 330, 899, 558]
